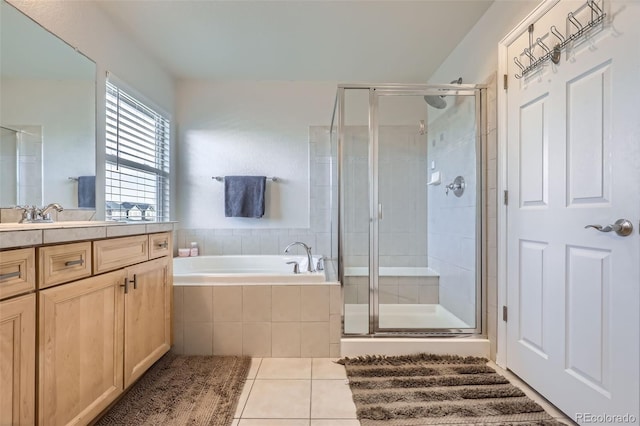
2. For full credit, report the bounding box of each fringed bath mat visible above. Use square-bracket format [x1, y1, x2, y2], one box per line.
[96, 352, 251, 426]
[338, 354, 566, 426]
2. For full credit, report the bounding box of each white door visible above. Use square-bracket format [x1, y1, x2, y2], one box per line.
[505, 0, 639, 423]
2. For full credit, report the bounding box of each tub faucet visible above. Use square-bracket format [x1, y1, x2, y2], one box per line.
[284, 241, 316, 273]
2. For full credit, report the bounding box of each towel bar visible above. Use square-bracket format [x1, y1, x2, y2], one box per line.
[212, 176, 278, 182]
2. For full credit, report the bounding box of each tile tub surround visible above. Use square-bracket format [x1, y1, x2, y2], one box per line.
[173, 284, 342, 358]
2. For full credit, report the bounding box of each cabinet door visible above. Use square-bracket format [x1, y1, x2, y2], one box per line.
[124, 257, 171, 388]
[0, 293, 35, 426]
[39, 270, 125, 426]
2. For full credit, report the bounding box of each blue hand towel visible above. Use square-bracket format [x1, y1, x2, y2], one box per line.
[77, 176, 96, 208]
[224, 176, 266, 218]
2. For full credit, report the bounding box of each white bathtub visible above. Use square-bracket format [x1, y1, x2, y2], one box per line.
[173, 255, 326, 285]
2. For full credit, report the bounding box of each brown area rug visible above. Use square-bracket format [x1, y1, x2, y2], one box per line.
[338, 354, 566, 426]
[96, 352, 251, 426]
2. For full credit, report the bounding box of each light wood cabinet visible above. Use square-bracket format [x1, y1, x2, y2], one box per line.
[123, 257, 171, 387]
[93, 235, 148, 274]
[38, 270, 125, 426]
[0, 293, 36, 426]
[148, 232, 171, 260]
[0, 226, 173, 426]
[38, 242, 92, 289]
[0, 248, 35, 300]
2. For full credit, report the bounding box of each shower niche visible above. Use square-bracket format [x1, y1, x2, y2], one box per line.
[331, 84, 485, 336]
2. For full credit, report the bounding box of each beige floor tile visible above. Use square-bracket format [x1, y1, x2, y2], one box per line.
[257, 358, 311, 379]
[311, 380, 357, 419]
[312, 358, 347, 379]
[231, 419, 240, 426]
[246, 358, 262, 380]
[242, 379, 311, 418]
[234, 379, 254, 419]
[239, 420, 309, 426]
[310, 421, 360, 426]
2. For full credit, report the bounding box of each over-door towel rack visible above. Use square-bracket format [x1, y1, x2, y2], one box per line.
[513, 0, 606, 79]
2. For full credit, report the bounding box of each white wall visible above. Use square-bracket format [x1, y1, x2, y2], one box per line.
[176, 80, 336, 229]
[8, 0, 175, 218]
[429, 0, 539, 84]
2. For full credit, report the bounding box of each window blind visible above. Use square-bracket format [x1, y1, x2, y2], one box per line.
[105, 81, 170, 221]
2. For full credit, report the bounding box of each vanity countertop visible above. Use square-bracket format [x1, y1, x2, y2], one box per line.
[0, 221, 176, 249]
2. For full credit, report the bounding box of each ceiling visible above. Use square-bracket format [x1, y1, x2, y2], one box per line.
[95, 0, 494, 82]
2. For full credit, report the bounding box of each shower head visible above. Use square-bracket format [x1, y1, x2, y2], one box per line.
[424, 95, 447, 109]
[424, 77, 463, 109]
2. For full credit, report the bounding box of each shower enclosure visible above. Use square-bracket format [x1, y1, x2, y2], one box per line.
[330, 83, 485, 336]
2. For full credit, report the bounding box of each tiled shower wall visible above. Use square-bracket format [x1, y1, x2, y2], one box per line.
[175, 126, 337, 259]
[426, 95, 478, 327]
[342, 125, 429, 269]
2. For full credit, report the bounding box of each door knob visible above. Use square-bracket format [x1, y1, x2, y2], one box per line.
[584, 219, 633, 237]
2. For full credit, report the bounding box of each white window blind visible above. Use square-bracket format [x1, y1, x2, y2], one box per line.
[105, 80, 170, 221]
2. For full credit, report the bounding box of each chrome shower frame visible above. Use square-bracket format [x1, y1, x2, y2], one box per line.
[332, 83, 487, 337]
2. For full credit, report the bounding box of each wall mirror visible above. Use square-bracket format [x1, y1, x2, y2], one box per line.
[0, 0, 96, 209]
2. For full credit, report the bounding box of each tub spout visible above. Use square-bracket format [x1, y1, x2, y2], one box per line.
[284, 241, 316, 273]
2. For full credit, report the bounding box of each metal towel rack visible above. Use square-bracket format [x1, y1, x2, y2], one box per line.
[212, 176, 278, 182]
[514, 0, 606, 79]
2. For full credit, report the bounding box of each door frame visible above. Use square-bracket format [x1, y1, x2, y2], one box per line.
[496, 0, 561, 368]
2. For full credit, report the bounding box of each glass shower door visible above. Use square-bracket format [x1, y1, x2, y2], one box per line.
[340, 88, 372, 334]
[373, 89, 481, 332]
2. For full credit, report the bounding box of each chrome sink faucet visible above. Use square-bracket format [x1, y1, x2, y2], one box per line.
[15, 203, 64, 223]
[284, 241, 316, 273]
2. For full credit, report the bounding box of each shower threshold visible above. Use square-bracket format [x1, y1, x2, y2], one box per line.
[341, 303, 489, 357]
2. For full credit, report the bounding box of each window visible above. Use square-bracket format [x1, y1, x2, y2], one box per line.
[105, 80, 170, 221]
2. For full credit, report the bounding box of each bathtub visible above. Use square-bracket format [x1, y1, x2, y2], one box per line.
[173, 255, 326, 285]
[172, 255, 341, 358]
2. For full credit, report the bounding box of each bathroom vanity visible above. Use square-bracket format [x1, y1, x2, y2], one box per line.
[0, 222, 174, 426]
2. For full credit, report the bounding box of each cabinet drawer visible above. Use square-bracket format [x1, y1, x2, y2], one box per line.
[0, 248, 35, 300]
[93, 235, 149, 274]
[149, 232, 171, 259]
[38, 242, 92, 289]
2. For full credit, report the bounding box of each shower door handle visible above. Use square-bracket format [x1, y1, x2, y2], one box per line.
[378, 204, 383, 220]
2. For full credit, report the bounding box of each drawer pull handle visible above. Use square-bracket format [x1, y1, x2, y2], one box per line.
[64, 259, 84, 267]
[132, 274, 138, 290]
[156, 241, 168, 249]
[121, 278, 129, 294]
[0, 271, 21, 281]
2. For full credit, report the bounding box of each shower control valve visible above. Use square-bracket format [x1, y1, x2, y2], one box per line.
[445, 176, 466, 197]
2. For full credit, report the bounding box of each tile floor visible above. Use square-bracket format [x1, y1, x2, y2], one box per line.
[233, 358, 359, 426]
[233, 358, 575, 426]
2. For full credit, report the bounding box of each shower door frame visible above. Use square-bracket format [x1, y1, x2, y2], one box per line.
[336, 83, 487, 337]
